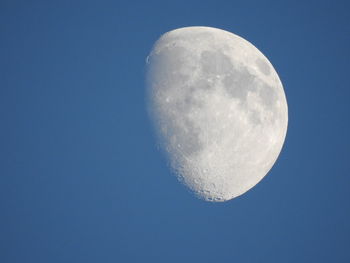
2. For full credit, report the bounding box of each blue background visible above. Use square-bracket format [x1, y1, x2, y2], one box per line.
[1, 0, 349, 262]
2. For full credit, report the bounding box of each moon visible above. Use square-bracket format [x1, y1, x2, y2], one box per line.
[145, 26, 288, 202]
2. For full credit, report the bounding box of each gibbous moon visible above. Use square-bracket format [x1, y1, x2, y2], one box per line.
[146, 26, 288, 202]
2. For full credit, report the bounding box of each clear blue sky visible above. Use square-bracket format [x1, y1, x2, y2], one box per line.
[1, 1, 349, 262]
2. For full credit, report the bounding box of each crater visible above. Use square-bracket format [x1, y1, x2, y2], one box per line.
[160, 98, 203, 157]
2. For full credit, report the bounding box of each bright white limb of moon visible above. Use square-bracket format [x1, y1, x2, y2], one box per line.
[146, 27, 288, 202]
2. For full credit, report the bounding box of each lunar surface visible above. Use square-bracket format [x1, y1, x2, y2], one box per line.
[146, 26, 288, 202]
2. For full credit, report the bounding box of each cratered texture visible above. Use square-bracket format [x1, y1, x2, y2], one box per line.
[146, 26, 288, 202]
